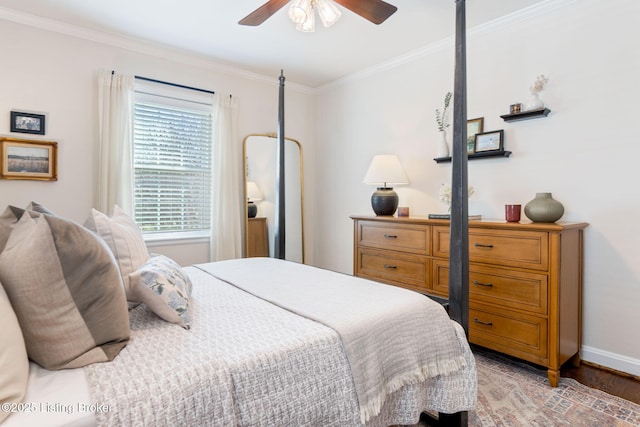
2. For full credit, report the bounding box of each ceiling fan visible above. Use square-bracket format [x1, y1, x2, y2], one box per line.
[238, 0, 397, 27]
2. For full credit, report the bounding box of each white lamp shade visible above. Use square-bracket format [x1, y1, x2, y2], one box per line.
[296, 9, 315, 32]
[317, 0, 342, 27]
[362, 155, 409, 187]
[288, 0, 312, 24]
[290, 0, 341, 32]
[246, 181, 263, 201]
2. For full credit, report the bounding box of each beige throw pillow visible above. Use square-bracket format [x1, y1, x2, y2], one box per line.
[0, 206, 24, 253]
[0, 283, 29, 424]
[0, 210, 130, 370]
[84, 205, 150, 306]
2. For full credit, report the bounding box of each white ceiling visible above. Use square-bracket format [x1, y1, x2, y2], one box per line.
[0, 0, 546, 88]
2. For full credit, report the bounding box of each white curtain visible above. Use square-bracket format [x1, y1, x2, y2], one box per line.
[96, 70, 134, 214]
[210, 94, 243, 261]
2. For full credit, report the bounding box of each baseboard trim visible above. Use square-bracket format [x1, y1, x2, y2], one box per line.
[582, 346, 640, 377]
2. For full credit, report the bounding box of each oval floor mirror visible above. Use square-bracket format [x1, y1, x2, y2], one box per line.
[243, 133, 304, 263]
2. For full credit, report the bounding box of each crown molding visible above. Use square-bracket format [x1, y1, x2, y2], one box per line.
[0, 6, 314, 95]
[315, 0, 576, 93]
[0, 0, 575, 95]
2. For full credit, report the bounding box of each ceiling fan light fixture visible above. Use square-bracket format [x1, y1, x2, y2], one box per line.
[316, 0, 341, 28]
[296, 8, 316, 32]
[288, 0, 312, 24]
[239, 0, 396, 28]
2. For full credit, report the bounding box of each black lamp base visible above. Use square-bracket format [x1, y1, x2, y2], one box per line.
[371, 187, 398, 216]
[248, 202, 257, 218]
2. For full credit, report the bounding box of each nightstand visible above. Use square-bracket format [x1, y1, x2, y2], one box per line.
[247, 217, 269, 257]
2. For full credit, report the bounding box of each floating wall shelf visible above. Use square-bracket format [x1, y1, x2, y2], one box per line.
[501, 107, 550, 122]
[434, 150, 512, 163]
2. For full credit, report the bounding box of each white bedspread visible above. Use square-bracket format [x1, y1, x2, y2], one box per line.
[81, 260, 476, 427]
[198, 258, 469, 423]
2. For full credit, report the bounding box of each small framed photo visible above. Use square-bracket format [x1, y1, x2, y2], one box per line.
[10, 111, 46, 135]
[467, 117, 484, 154]
[0, 137, 57, 181]
[474, 130, 504, 153]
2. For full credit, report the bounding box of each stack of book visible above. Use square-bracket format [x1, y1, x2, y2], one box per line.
[428, 213, 482, 220]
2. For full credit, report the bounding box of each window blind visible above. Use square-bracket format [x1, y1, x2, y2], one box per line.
[133, 102, 212, 234]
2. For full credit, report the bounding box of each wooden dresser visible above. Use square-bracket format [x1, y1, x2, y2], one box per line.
[351, 215, 588, 386]
[247, 217, 269, 257]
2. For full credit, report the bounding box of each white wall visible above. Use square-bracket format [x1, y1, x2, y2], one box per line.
[314, 0, 640, 374]
[1, 0, 638, 376]
[0, 19, 317, 266]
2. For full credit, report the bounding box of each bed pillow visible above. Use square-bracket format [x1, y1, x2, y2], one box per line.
[0, 210, 130, 370]
[129, 255, 193, 329]
[0, 282, 29, 424]
[0, 203, 54, 252]
[26, 201, 55, 215]
[0, 206, 25, 253]
[84, 205, 150, 306]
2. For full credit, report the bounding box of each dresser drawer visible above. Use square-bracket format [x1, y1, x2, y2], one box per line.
[356, 221, 429, 255]
[469, 306, 548, 363]
[433, 226, 549, 271]
[352, 215, 587, 387]
[355, 248, 430, 293]
[432, 260, 548, 315]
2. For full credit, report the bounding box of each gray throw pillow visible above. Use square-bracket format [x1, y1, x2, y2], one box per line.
[0, 208, 130, 370]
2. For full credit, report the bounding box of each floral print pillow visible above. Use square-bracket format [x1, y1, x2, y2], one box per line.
[128, 255, 193, 329]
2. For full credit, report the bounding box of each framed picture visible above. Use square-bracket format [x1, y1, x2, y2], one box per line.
[467, 117, 484, 154]
[0, 137, 58, 181]
[474, 130, 504, 153]
[10, 111, 46, 135]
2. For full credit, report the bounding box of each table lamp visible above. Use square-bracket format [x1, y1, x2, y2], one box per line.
[362, 155, 409, 216]
[246, 181, 263, 218]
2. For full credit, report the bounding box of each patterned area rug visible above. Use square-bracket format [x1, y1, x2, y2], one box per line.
[468, 348, 640, 426]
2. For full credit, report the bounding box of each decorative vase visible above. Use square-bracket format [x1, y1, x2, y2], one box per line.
[524, 192, 564, 223]
[436, 131, 450, 158]
[524, 93, 544, 111]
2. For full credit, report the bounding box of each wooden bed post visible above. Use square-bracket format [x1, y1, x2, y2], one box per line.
[444, 1, 470, 425]
[448, 0, 469, 337]
[422, 411, 469, 427]
[423, 7, 470, 426]
[275, 70, 286, 259]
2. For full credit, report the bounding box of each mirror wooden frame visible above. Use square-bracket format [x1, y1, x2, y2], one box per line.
[242, 133, 305, 263]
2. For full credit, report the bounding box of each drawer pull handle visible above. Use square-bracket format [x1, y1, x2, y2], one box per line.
[384, 234, 398, 239]
[383, 264, 397, 269]
[474, 243, 494, 248]
[473, 318, 493, 326]
[473, 280, 493, 287]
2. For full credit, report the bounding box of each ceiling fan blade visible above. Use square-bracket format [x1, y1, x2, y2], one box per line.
[239, 0, 291, 26]
[333, 0, 397, 25]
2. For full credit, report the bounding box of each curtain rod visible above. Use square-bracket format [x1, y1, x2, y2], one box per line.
[134, 75, 215, 95]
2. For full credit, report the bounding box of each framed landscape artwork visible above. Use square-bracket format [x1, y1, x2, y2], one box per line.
[0, 137, 58, 181]
[467, 117, 484, 154]
[474, 130, 504, 153]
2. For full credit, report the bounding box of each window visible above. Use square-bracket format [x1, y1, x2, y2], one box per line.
[133, 80, 214, 240]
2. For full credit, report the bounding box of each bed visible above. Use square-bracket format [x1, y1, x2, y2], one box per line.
[2, 250, 476, 427]
[2, 4, 476, 424]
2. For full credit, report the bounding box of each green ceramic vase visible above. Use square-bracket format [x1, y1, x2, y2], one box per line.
[524, 192, 564, 223]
